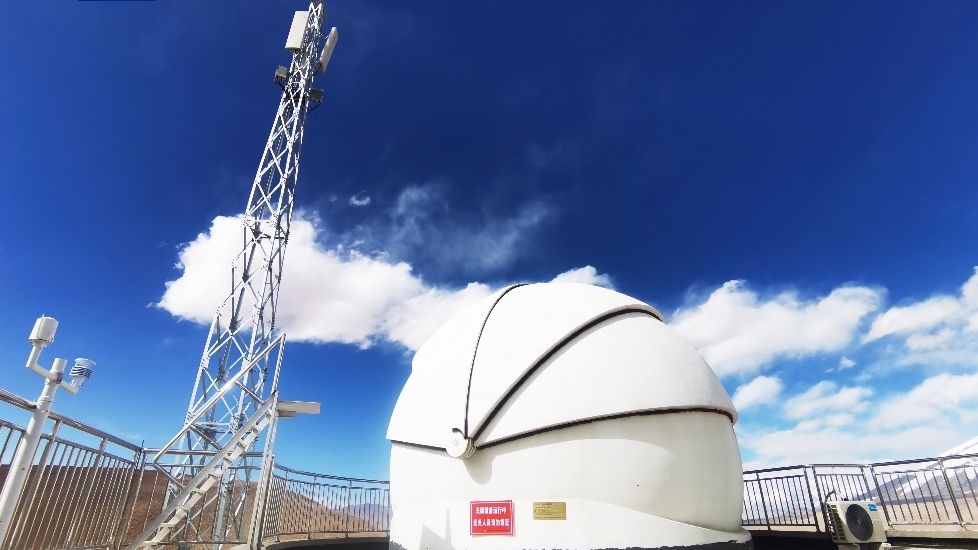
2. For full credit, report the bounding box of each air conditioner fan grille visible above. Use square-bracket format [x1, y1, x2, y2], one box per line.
[846, 503, 874, 541]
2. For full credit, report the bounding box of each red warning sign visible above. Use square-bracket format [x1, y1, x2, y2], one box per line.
[470, 500, 514, 535]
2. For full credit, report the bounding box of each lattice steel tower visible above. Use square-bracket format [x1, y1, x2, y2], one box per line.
[183, 0, 334, 454]
[129, 3, 337, 548]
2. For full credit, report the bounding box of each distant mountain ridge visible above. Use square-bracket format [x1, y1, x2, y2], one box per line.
[342, 502, 392, 524]
[940, 435, 978, 458]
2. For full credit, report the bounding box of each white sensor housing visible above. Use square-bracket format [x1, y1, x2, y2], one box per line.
[69, 358, 95, 388]
[29, 316, 59, 347]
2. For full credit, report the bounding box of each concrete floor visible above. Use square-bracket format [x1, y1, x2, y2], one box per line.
[263, 536, 389, 550]
[258, 532, 978, 550]
[751, 532, 978, 550]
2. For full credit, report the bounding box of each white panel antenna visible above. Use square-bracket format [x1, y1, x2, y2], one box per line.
[319, 27, 338, 72]
[285, 11, 310, 51]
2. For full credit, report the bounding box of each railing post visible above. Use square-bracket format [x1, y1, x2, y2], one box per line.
[249, 406, 280, 550]
[277, 468, 289, 542]
[804, 468, 819, 529]
[755, 472, 771, 530]
[345, 479, 352, 536]
[385, 483, 392, 532]
[113, 447, 146, 550]
[811, 466, 825, 533]
[306, 475, 315, 539]
[248, 451, 276, 549]
[867, 463, 893, 529]
[937, 457, 966, 528]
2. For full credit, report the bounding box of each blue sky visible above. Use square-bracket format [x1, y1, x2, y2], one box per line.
[3, 1, 978, 481]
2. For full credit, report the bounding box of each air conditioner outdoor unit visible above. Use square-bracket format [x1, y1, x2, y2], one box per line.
[825, 500, 887, 547]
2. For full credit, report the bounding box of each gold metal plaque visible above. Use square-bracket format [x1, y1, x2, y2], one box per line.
[533, 501, 567, 520]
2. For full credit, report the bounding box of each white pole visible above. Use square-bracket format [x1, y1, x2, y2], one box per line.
[0, 357, 66, 544]
[0, 317, 93, 546]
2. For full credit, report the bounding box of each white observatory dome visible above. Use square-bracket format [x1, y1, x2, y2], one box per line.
[387, 283, 751, 550]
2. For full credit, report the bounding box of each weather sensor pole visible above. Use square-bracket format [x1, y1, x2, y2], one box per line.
[129, 3, 337, 548]
[0, 317, 94, 547]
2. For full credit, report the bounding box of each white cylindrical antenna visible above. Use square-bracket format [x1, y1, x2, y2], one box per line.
[29, 316, 58, 347]
[318, 27, 338, 72]
[285, 11, 310, 52]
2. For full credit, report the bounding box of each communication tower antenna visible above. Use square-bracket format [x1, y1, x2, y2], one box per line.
[185, 2, 335, 463]
[129, 2, 338, 548]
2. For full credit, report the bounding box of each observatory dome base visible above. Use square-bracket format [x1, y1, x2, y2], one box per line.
[389, 503, 752, 550]
[389, 413, 750, 550]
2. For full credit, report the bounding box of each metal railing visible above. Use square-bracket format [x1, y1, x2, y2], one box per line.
[0, 388, 143, 550]
[10, 381, 978, 548]
[120, 449, 268, 549]
[260, 464, 391, 542]
[744, 454, 978, 533]
[1, 388, 391, 549]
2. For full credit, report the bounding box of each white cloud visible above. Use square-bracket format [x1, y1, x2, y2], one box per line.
[740, 374, 978, 468]
[670, 281, 882, 376]
[351, 184, 551, 275]
[380, 267, 615, 350]
[905, 328, 956, 350]
[349, 194, 371, 207]
[793, 413, 856, 432]
[859, 268, 978, 369]
[731, 376, 783, 411]
[549, 266, 614, 288]
[872, 373, 978, 429]
[379, 283, 495, 351]
[157, 213, 612, 351]
[741, 425, 956, 469]
[275, 224, 422, 347]
[864, 296, 963, 342]
[157, 215, 242, 324]
[963, 271, 978, 306]
[838, 356, 856, 370]
[782, 381, 872, 420]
